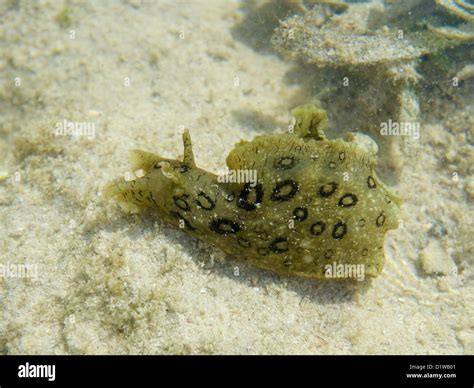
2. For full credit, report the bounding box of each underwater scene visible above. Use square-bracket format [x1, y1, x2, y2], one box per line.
[0, 0, 472, 355]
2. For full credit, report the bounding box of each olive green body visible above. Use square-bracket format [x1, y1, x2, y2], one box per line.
[104, 105, 400, 280]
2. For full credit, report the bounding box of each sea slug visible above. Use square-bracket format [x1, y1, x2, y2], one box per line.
[103, 104, 401, 280]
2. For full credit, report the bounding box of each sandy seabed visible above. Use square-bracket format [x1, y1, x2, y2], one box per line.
[0, 0, 473, 354]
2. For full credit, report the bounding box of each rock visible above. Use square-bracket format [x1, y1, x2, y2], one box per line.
[418, 240, 456, 276]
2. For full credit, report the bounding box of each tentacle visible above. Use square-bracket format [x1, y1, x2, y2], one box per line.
[291, 104, 328, 140]
[182, 129, 195, 167]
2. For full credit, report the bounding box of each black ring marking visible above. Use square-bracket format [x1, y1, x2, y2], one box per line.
[376, 212, 386, 227]
[209, 219, 241, 235]
[196, 191, 215, 210]
[332, 222, 347, 240]
[367, 176, 377, 189]
[238, 183, 263, 211]
[269, 237, 289, 253]
[339, 151, 345, 161]
[318, 182, 338, 197]
[338, 193, 358, 208]
[273, 156, 296, 170]
[324, 249, 334, 259]
[358, 218, 366, 227]
[270, 180, 299, 202]
[173, 195, 191, 212]
[310, 221, 326, 236]
[293, 207, 308, 221]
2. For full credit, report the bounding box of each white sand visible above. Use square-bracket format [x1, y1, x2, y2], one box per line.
[0, 0, 472, 354]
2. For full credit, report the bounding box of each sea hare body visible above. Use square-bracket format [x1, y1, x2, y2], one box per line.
[104, 105, 401, 280]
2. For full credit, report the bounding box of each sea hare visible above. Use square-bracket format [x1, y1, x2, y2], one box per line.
[104, 105, 401, 280]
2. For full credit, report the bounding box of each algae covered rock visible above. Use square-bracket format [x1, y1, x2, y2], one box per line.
[271, 0, 472, 69]
[271, 3, 430, 67]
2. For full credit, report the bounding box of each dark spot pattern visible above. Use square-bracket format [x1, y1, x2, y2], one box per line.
[376, 212, 386, 227]
[332, 222, 347, 240]
[173, 195, 191, 212]
[318, 182, 338, 197]
[153, 163, 162, 169]
[310, 221, 326, 236]
[269, 237, 289, 253]
[339, 151, 345, 161]
[338, 193, 358, 208]
[257, 247, 269, 256]
[209, 219, 241, 235]
[273, 156, 296, 170]
[362, 248, 368, 256]
[238, 183, 263, 211]
[270, 180, 299, 202]
[384, 195, 392, 204]
[179, 164, 190, 173]
[196, 191, 215, 210]
[367, 176, 376, 189]
[293, 207, 308, 221]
